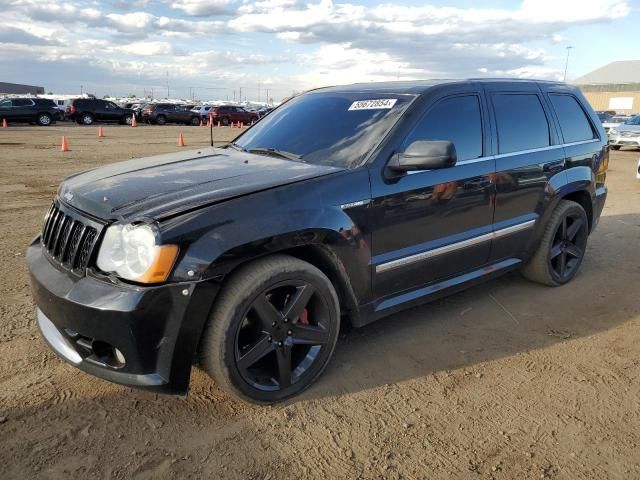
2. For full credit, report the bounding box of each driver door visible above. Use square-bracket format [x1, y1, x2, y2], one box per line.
[370, 88, 496, 300]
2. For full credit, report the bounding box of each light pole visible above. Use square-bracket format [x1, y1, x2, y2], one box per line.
[563, 46, 573, 82]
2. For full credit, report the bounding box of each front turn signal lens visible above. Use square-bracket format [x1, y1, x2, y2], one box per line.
[135, 244, 179, 283]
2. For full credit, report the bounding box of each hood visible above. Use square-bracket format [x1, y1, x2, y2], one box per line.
[59, 147, 343, 221]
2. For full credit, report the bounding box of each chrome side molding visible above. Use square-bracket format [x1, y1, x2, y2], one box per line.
[376, 219, 535, 273]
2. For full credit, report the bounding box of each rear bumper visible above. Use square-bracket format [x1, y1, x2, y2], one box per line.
[27, 238, 218, 395]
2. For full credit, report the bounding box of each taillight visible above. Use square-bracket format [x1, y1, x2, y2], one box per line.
[70, 106, 77, 113]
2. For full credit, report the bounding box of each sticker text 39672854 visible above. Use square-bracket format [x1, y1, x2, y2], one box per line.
[348, 99, 398, 111]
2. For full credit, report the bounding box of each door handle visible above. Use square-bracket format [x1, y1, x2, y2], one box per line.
[543, 159, 565, 172]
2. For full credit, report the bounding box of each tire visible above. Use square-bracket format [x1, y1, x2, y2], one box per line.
[155, 115, 167, 125]
[36, 113, 52, 126]
[80, 113, 94, 125]
[221, 116, 230, 126]
[122, 115, 133, 125]
[610, 145, 621, 151]
[199, 254, 341, 404]
[521, 200, 589, 286]
[189, 116, 200, 126]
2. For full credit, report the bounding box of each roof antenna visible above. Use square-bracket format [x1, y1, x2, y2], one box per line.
[210, 115, 214, 147]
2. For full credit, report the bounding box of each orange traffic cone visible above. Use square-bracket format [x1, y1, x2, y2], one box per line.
[206, 117, 211, 127]
[60, 136, 69, 152]
[131, 115, 137, 127]
[2, 118, 7, 128]
[98, 127, 104, 137]
[217, 121, 221, 128]
[178, 133, 185, 147]
[199, 118, 203, 127]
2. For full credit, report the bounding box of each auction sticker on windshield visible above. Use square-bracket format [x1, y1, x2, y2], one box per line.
[348, 99, 398, 111]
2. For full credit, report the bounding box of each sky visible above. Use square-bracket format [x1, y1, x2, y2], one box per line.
[0, 0, 637, 102]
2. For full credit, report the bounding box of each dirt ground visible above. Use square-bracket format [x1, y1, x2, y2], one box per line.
[1, 123, 639, 480]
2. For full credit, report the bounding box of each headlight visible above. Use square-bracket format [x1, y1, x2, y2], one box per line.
[610, 128, 618, 135]
[96, 223, 178, 283]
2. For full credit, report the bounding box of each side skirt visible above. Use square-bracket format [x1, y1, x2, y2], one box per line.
[355, 258, 522, 327]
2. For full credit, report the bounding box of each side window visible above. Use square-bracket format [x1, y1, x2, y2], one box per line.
[492, 94, 550, 154]
[13, 99, 34, 106]
[402, 95, 483, 162]
[0, 99, 11, 107]
[549, 94, 596, 143]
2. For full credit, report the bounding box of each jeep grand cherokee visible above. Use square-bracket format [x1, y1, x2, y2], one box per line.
[27, 79, 608, 403]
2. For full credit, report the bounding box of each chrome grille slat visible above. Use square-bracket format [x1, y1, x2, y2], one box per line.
[40, 203, 101, 274]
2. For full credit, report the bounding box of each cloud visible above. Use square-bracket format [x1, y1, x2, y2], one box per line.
[170, 0, 233, 16]
[0, 0, 632, 98]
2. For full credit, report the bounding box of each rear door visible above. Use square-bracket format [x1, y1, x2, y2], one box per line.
[484, 81, 564, 262]
[93, 100, 110, 121]
[12, 99, 35, 120]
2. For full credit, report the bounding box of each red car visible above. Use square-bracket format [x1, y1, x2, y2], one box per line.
[209, 106, 259, 126]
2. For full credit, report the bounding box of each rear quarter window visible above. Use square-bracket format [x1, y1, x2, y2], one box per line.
[492, 94, 550, 154]
[549, 94, 596, 143]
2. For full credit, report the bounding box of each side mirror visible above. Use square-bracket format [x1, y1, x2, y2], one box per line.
[388, 140, 457, 172]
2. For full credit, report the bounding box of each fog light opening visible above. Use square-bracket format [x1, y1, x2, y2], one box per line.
[92, 340, 126, 368]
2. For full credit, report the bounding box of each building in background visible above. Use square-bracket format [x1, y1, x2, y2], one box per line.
[0, 82, 45, 95]
[575, 61, 640, 114]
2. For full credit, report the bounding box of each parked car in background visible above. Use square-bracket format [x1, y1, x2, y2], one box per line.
[608, 115, 640, 150]
[0, 97, 59, 126]
[208, 105, 259, 126]
[141, 103, 202, 125]
[597, 112, 612, 123]
[602, 115, 631, 134]
[67, 99, 135, 125]
[28, 79, 608, 404]
[191, 105, 213, 120]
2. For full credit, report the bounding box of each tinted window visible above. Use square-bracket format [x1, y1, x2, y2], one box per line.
[493, 94, 550, 154]
[402, 95, 483, 161]
[235, 92, 414, 168]
[549, 94, 595, 143]
[0, 99, 11, 107]
[625, 116, 640, 126]
[13, 99, 34, 107]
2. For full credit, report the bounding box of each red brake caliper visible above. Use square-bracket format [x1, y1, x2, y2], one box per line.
[299, 308, 310, 325]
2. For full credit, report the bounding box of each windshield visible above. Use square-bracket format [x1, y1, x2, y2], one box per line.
[624, 115, 640, 125]
[234, 92, 414, 168]
[608, 116, 628, 123]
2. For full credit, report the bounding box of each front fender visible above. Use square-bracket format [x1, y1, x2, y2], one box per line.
[160, 169, 373, 305]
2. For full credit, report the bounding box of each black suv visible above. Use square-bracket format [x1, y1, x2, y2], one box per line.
[67, 99, 134, 125]
[0, 97, 58, 126]
[27, 80, 608, 403]
[141, 103, 201, 125]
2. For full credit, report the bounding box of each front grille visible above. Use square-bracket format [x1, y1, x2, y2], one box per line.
[621, 131, 638, 137]
[41, 202, 102, 273]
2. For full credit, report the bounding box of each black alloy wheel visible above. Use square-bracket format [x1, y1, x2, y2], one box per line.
[155, 115, 167, 125]
[235, 281, 330, 391]
[522, 200, 589, 286]
[548, 210, 588, 283]
[190, 116, 200, 126]
[221, 116, 230, 126]
[200, 255, 340, 404]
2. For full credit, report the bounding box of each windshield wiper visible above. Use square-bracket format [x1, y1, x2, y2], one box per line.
[246, 147, 304, 162]
[227, 142, 246, 152]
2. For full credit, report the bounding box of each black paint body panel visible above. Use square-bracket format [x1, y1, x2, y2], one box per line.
[27, 79, 608, 394]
